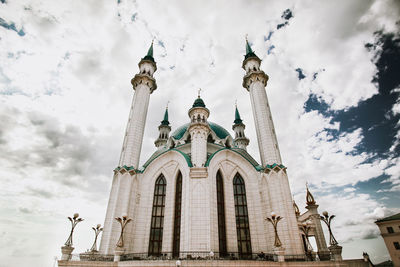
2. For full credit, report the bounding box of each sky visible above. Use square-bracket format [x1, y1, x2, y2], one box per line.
[0, 0, 399, 266]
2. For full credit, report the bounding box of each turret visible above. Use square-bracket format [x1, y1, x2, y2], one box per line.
[188, 92, 210, 167]
[155, 106, 171, 149]
[232, 105, 249, 150]
[242, 37, 282, 166]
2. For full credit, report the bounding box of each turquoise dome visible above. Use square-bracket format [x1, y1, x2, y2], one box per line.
[172, 122, 231, 140]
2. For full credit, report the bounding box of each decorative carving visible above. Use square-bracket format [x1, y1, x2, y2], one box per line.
[266, 212, 283, 247]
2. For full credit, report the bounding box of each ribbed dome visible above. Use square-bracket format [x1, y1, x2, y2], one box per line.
[171, 122, 231, 140]
[192, 97, 206, 108]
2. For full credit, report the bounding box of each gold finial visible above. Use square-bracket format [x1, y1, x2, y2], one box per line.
[166, 100, 170, 109]
[235, 99, 238, 108]
[198, 88, 202, 98]
[306, 182, 316, 206]
[245, 34, 248, 41]
[151, 38, 154, 45]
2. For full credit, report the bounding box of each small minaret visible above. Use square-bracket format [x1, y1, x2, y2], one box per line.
[242, 38, 282, 166]
[188, 91, 210, 167]
[232, 105, 249, 150]
[154, 106, 171, 149]
[119, 41, 157, 168]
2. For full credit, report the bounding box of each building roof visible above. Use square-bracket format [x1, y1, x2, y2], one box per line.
[160, 108, 169, 126]
[244, 39, 260, 60]
[234, 106, 243, 124]
[171, 122, 231, 140]
[204, 147, 261, 170]
[376, 213, 400, 223]
[142, 41, 155, 62]
[192, 97, 206, 108]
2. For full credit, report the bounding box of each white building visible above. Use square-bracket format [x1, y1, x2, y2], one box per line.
[59, 40, 367, 266]
[98, 40, 333, 259]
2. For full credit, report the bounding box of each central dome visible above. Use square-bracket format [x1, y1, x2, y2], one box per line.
[171, 121, 231, 140]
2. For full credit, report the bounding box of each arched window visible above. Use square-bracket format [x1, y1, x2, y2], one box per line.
[172, 172, 182, 258]
[216, 171, 227, 256]
[233, 173, 252, 258]
[148, 174, 166, 256]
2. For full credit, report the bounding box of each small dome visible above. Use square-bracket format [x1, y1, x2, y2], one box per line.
[192, 97, 206, 108]
[171, 122, 231, 140]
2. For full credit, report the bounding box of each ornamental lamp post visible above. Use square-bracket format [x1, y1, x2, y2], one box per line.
[61, 213, 83, 261]
[115, 215, 132, 248]
[266, 212, 283, 247]
[320, 211, 338, 246]
[90, 224, 103, 252]
[320, 211, 342, 260]
[64, 213, 84, 247]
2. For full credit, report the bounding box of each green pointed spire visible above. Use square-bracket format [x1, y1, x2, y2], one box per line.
[246, 39, 253, 55]
[244, 37, 259, 60]
[147, 40, 154, 57]
[161, 106, 169, 126]
[142, 40, 155, 62]
[234, 106, 243, 124]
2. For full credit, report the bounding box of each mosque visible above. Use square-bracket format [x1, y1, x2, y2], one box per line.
[58, 40, 370, 267]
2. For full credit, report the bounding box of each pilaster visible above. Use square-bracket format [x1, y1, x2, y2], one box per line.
[306, 204, 329, 259]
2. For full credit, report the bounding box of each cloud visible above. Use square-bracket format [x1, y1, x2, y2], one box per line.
[0, 0, 399, 265]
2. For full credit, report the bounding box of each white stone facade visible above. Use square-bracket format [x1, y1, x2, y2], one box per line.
[97, 43, 332, 261]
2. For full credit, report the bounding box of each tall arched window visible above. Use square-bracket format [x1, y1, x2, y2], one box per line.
[216, 171, 227, 256]
[148, 174, 166, 256]
[233, 173, 252, 258]
[172, 172, 182, 258]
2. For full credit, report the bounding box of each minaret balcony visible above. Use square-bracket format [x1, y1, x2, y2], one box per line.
[242, 71, 269, 90]
[131, 73, 157, 93]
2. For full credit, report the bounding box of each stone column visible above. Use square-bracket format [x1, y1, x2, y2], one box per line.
[119, 83, 153, 168]
[243, 72, 282, 166]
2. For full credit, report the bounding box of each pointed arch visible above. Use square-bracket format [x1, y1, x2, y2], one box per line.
[148, 174, 166, 256]
[233, 172, 252, 258]
[172, 171, 182, 258]
[216, 170, 227, 256]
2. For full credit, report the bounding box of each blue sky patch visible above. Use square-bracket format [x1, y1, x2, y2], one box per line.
[267, 45, 275, 55]
[0, 17, 25, 36]
[304, 31, 400, 159]
[295, 68, 306, 80]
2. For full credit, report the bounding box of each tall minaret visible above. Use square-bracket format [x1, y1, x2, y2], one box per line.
[100, 42, 157, 254]
[243, 38, 304, 255]
[119, 41, 157, 168]
[232, 105, 249, 150]
[154, 106, 171, 149]
[242, 38, 281, 166]
[188, 92, 210, 167]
